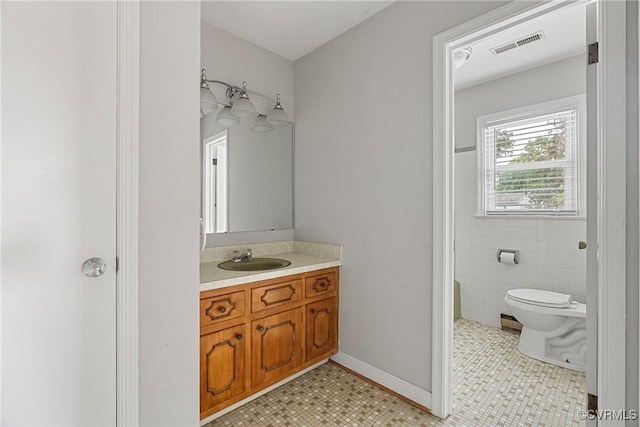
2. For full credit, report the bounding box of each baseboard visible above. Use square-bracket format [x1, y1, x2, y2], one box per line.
[199, 359, 328, 426]
[329, 351, 432, 409]
[500, 313, 522, 332]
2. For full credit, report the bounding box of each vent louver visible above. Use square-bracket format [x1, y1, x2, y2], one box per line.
[491, 31, 545, 55]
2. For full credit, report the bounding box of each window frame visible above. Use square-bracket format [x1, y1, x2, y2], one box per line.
[476, 94, 587, 217]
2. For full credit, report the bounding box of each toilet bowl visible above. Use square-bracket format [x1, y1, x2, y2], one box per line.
[504, 289, 586, 372]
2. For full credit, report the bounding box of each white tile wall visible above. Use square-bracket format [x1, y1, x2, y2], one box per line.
[454, 151, 587, 328]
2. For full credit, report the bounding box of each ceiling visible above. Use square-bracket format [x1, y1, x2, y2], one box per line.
[201, 1, 394, 61]
[454, 3, 586, 89]
[202, 1, 585, 86]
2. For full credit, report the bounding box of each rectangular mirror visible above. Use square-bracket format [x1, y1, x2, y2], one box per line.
[201, 114, 293, 234]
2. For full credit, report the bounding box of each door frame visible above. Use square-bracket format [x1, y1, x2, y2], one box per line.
[116, 1, 140, 425]
[431, 0, 627, 419]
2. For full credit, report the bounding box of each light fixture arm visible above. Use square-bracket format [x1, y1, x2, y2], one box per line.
[203, 81, 278, 105]
[202, 79, 235, 91]
[202, 80, 241, 105]
[201, 70, 278, 105]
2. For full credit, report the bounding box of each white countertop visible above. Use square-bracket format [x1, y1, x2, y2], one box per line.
[200, 252, 341, 292]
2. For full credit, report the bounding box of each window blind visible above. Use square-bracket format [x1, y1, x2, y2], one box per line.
[483, 108, 578, 214]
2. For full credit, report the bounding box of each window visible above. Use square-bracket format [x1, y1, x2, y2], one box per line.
[477, 95, 586, 216]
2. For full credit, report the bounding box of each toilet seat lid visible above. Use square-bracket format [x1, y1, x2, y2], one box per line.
[507, 289, 572, 308]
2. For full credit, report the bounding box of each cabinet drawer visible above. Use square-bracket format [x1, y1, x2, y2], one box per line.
[200, 291, 245, 328]
[305, 271, 337, 298]
[251, 279, 303, 313]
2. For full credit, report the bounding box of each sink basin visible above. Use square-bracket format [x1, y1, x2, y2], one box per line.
[217, 257, 291, 272]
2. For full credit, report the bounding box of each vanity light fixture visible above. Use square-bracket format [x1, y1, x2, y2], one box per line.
[266, 94, 289, 126]
[216, 106, 241, 127]
[230, 81, 258, 120]
[200, 69, 219, 116]
[251, 115, 273, 133]
[200, 68, 290, 131]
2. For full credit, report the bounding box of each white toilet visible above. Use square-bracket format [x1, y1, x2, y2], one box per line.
[504, 288, 586, 372]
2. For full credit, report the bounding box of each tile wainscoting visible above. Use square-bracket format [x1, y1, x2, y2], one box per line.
[455, 151, 587, 327]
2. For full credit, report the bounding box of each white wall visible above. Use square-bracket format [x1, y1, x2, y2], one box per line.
[455, 55, 586, 149]
[201, 22, 294, 122]
[294, 1, 505, 393]
[454, 56, 587, 327]
[201, 22, 295, 246]
[139, 2, 200, 425]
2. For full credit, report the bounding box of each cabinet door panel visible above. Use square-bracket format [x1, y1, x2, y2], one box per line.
[251, 279, 303, 312]
[306, 298, 337, 361]
[200, 324, 247, 412]
[251, 308, 303, 387]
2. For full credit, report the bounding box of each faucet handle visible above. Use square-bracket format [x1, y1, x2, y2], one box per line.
[231, 248, 252, 262]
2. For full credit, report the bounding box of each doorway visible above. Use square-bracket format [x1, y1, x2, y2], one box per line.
[432, 0, 627, 419]
[453, 4, 588, 423]
[203, 131, 229, 234]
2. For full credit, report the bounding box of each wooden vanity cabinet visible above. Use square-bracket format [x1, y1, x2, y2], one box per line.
[200, 267, 339, 420]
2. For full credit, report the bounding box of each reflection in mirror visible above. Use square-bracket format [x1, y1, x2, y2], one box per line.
[203, 130, 228, 233]
[201, 115, 293, 234]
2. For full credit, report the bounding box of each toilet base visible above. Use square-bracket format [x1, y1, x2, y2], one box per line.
[517, 324, 586, 372]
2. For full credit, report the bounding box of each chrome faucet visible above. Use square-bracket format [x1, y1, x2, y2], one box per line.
[231, 248, 252, 262]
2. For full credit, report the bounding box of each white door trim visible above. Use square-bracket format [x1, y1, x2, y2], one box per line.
[0, 3, 4, 422]
[116, 1, 140, 425]
[594, 0, 626, 416]
[432, 0, 626, 419]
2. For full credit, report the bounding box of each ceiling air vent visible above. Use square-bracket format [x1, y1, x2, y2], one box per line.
[490, 30, 546, 55]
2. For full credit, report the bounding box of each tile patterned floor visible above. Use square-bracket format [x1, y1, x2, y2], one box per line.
[205, 319, 586, 426]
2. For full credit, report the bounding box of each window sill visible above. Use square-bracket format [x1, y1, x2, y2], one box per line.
[472, 214, 586, 220]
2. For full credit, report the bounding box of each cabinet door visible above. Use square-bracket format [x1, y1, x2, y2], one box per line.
[251, 308, 303, 387]
[306, 298, 338, 362]
[200, 324, 247, 413]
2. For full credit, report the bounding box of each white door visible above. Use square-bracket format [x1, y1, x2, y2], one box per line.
[2, 2, 117, 425]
